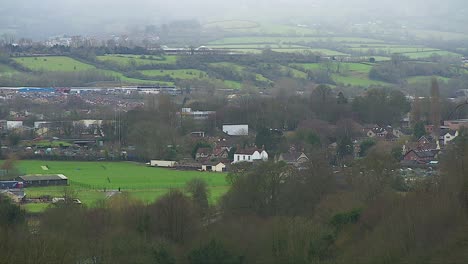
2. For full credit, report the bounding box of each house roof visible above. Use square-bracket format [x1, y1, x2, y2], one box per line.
[18, 174, 68, 181]
[196, 147, 212, 155]
[235, 147, 264, 155]
[212, 147, 228, 156]
[202, 161, 226, 166]
[408, 149, 439, 159]
[280, 152, 308, 162]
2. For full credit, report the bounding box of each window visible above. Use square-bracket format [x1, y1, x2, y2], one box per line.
[237, 156, 240, 161]
[248, 156, 251, 160]
[243, 155, 246, 160]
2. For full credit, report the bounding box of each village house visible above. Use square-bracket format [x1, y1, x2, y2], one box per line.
[444, 119, 468, 131]
[195, 147, 212, 161]
[442, 130, 458, 145]
[277, 152, 309, 167]
[402, 149, 440, 165]
[232, 148, 268, 163]
[366, 126, 406, 141]
[212, 146, 229, 160]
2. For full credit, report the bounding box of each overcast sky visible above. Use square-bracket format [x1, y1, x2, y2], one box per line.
[0, 0, 466, 38]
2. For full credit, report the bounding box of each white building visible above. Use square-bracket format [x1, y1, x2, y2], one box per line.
[223, 124, 249, 136]
[7, 121, 23, 130]
[150, 160, 176, 168]
[201, 162, 226, 172]
[443, 130, 459, 145]
[233, 148, 268, 163]
[181, 108, 215, 120]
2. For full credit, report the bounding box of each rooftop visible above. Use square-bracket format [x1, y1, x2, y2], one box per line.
[19, 174, 68, 181]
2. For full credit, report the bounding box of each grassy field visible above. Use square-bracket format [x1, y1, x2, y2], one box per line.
[13, 56, 96, 71]
[0, 63, 17, 74]
[223, 80, 242, 89]
[97, 55, 178, 66]
[400, 50, 461, 59]
[140, 69, 208, 79]
[290, 62, 388, 87]
[273, 48, 348, 56]
[210, 62, 271, 84]
[207, 44, 307, 49]
[12, 160, 229, 211]
[278, 65, 308, 79]
[406, 75, 451, 84]
[208, 36, 384, 45]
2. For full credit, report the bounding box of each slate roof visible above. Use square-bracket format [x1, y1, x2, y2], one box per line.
[235, 147, 263, 155]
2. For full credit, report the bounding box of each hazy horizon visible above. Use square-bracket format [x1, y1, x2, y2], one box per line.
[0, 0, 467, 39]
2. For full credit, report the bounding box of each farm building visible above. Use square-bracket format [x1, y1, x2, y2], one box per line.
[0, 181, 24, 189]
[201, 162, 226, 172]
[150, 160, 176, 168]
[17, 174, 68, 187]
[223, 124, 249, 136]
[0, 189, 26, 203]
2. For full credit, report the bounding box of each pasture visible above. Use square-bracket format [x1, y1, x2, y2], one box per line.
[12, 160, 229, 211]
[0, 63, 17, 74]
[207, 36, 384, 45]
[290, 62, 389, 87]
[140, 69, 208, 79]
[401, 50, 461, 59]
[97, 54, 178, 66]
[13, 56, 96, 71]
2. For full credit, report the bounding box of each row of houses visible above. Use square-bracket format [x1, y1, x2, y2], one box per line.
[151, 148, 310, 172]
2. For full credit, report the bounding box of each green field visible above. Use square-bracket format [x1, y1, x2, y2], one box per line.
[96, 69, 174, 86]
[140, 69, 208, 79]
[223, 80, 242, 89]
[210, 62, 271, 84]
[0, 63, 17, 74]
[406, 75, 451, 84]
[13, 56, 96, 71]
[278, 65, 308, 79]
[400, 50, 461, 59]
[208, 36, 384, 45]
[272, 48, 348, 56]
[97, 54, 178, 66]
[12, 161, 229, 211]
[290, 62, 388, 86]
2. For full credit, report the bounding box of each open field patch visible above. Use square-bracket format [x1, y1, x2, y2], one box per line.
[13, 56, 96, 71]
[0, 63, 18, 74]
[400, 50, 462, 59]
[97, 54, 178, 66]
[208, 36, 384, 45]
[140, 69, 208, 79]
[406, 75, 451, 84]
[10, 160, 229, 211]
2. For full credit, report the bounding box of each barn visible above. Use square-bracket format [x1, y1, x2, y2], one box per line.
[17, 174, 68, 187]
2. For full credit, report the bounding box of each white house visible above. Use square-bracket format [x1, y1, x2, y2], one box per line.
[223, 124, 249, 136]
[233, 148, 268, 163]
[443, 130, 458, 145]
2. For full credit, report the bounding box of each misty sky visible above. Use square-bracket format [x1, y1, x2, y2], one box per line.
[0, 0, 466, 38]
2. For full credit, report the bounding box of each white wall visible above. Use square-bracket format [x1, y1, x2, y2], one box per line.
[150, 160, 176, 167]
